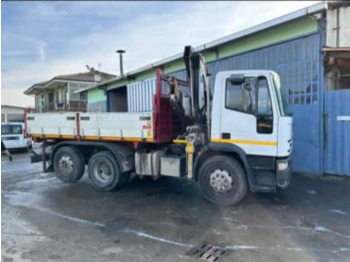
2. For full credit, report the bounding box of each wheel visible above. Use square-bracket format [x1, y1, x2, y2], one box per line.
[53, 146, 85, 183]
[198, 155, 247, 206]
[88, 151, 127, 191]
[26, 142, 32, 153]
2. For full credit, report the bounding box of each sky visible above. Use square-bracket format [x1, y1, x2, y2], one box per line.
[1, 1, 319, 107]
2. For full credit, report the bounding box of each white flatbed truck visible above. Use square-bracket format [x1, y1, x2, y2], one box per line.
[26, 46, 292, 205]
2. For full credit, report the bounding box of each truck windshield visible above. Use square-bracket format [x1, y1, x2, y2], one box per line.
[272, 73, 287, 117]
[1, 124, 23, 135]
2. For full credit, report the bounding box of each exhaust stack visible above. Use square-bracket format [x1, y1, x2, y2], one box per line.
[116, 50, 125, 77]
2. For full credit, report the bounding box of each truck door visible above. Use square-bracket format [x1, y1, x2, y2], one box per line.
[219, 74, 278, 157]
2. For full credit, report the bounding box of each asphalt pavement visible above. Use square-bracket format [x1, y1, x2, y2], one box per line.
[2, 152, 350, 262]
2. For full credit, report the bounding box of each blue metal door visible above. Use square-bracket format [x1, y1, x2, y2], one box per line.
[324, 90, 350, 175]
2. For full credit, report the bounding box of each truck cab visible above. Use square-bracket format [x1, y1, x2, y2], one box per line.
[204, 70, 292, 199]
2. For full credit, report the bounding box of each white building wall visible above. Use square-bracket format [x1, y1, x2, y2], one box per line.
[326, 6, 350, 47]
[1, 106, 26, 123]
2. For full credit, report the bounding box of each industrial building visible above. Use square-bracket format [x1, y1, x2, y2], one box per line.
[79, 2, 350, 176]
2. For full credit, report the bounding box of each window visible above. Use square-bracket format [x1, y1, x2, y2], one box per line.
[225, 78, 255, 114]
[257, 78, 272, 116]
[272, 72, 286, 116]
[80, 91, 87, 101]
[69, 83, 79, 88]
[79, 83, 89, 89]
[69, 82, 89, 100]
[257, 77, 273, 134]
[69, 83, 80, 100]
[1, 125, 22, 135]
[12, 125, 23, 134]
[56, 90, 61, 103]
[325, 59, 350, 91]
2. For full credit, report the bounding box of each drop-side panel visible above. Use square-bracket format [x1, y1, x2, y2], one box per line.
[27, 113, 77, 137]
[27, 112, 154, 141]
[79, 112, 153, 141]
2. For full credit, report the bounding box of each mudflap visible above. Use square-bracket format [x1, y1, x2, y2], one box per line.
[30, 149, 53, 172]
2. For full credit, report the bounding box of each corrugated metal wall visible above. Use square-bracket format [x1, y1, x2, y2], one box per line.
[169, 33, 322, 174]
[127, 78, 156, 112]
[324, 90, 350, 175]
[171, 35, 319, 105]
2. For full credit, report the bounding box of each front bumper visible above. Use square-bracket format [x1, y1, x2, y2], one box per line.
[3, 141, 28, 150]
[276, 156, 293, 189]
[247, 155, 293, 193]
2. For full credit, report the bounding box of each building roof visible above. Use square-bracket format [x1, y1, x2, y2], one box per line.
[77, 1, 329, 93]
[1, 105, 28, 110]
[49, 70, 116, 82]
[24, 69, 116, 95]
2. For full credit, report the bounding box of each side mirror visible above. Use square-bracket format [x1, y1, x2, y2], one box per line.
[228, 74, 244, 84]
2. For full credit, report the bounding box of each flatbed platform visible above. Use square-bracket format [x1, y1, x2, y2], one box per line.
[26, 112, 155, 142]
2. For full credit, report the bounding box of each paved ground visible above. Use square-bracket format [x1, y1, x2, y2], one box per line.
[2, 152, 350, 262]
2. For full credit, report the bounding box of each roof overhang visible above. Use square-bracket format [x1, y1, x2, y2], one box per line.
[43, 79, 68, 90]
[24, 78, 97, 95]
[24, 85, 45, 95]
[1, 105, 27, 110]
[24, 79, 68, 95]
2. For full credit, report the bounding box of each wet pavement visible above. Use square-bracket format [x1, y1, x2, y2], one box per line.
[2, 152, 350, 262]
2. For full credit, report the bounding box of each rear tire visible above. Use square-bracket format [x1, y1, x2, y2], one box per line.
[198, 155, 247, 206]
[53, 146, 85, 183]
[88, 151, 127, 191]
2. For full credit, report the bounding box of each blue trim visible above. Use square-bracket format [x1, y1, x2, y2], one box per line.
[318, 17, 326, 175]
[106, 90, 110, 112]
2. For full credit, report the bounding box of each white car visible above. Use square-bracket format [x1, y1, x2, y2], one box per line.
[1, 122, 32, 151]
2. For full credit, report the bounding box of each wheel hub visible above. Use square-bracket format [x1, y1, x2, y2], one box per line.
[59, 155, 74, 175]
[209, 169, 233, 193]
[95, 162, 112, 182]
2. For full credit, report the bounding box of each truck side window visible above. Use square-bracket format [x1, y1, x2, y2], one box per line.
[225, 79, 254, 114]
[257, 77, 273, 134]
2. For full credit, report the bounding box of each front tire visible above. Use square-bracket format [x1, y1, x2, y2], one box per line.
[53, 146, 85, 183]
[198, 155, 247, 206]
[88, 151, 127, 191]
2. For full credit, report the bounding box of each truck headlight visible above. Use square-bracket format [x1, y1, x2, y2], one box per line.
[278, 161, 288, 171]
